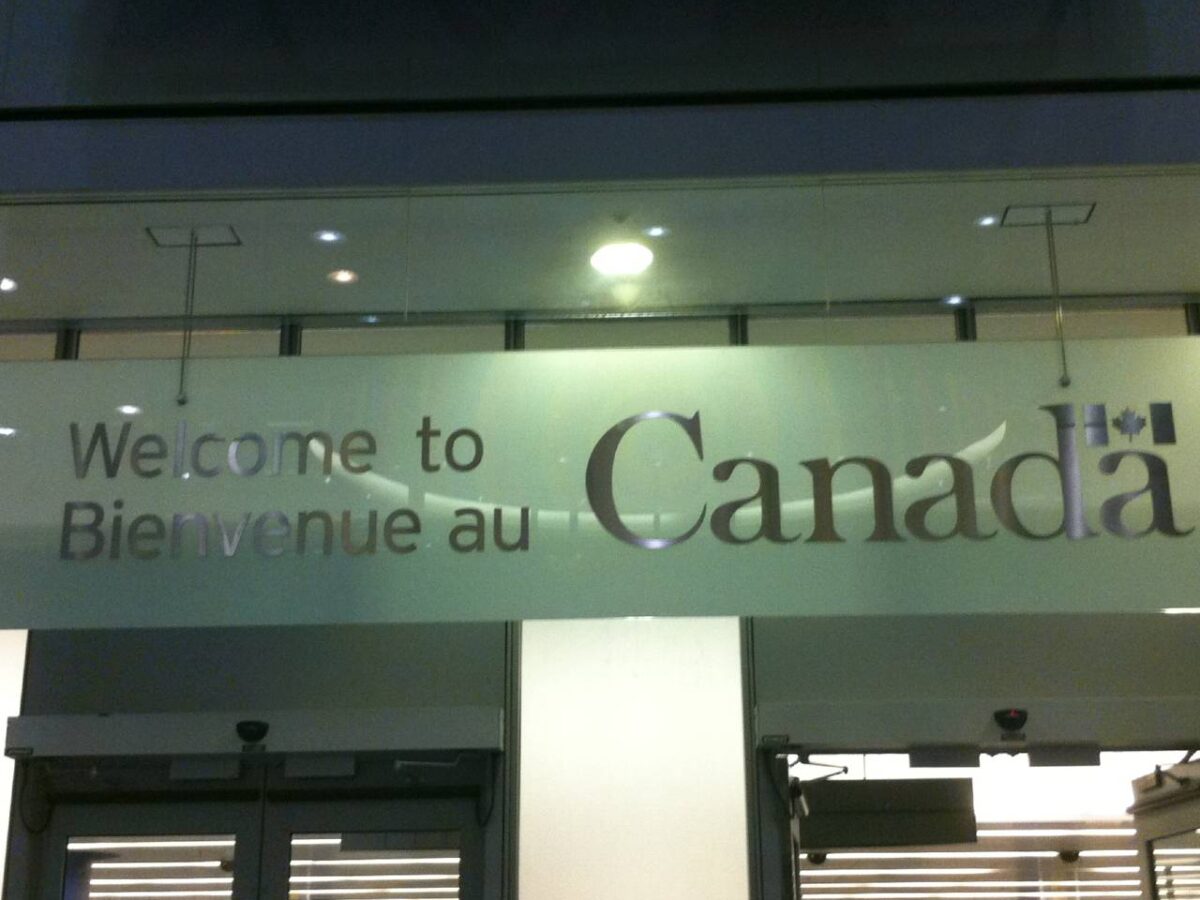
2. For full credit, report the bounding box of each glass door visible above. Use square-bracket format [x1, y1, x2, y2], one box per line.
[36, 799, 263, 900]
[16, 754, 493, 900]
[262, 799, 484, 900]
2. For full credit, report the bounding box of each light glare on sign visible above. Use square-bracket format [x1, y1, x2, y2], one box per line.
[590, 242, 653, 276]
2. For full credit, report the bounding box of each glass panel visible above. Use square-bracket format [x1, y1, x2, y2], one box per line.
[976, 307, 1187, 341]
[0, 332, 56, 360]
[78, 330, 280, 360]
[1151, 829, 1200, 900]
[302, 325, 504, 356]
[1, 170, 1198, 322]
[748, 314, 956, 345]
[791, 752, 1182, 900]
[64, 835, 235, 900]
[290, 832, 461, 900]
[524, 318, 728, 349]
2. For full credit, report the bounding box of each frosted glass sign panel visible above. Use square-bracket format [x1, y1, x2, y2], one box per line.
[1, 340, 1199, 627]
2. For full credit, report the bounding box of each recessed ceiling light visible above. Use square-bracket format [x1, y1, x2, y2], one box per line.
[327, 269, 359, 285]
[117, 405, 142, 416]
[0, 277, 17, 292]
[590, 242, 654, 276]
[976, 215, 999, 227]
[943, 295, 965, 306]
[644, 226, 669, 238]
[0, 427, 16, 437]
[313, 230, 345, 244]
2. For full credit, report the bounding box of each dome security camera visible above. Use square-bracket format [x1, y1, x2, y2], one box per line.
[236, 720, 269, 744]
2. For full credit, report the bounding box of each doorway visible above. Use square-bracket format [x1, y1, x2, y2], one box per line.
[10, 753, 494, 900]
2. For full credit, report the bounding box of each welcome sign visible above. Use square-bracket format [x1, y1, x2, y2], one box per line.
[1, 339, 1198, 627]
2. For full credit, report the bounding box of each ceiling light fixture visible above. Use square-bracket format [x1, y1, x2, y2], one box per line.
[944, 295, 965, 306]
[0, 427, 15, 437]
[976, 215, 999, 228]
[117, 405, 142, 416]
[313, 230, 345, 244]
[590, 242, 653, 277]
[0, 277, 17, 292]
[644, 226, 669, 238]
[327, 270, 359, 285]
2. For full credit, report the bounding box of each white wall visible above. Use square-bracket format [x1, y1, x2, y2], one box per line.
[519, 617, 749, 900]
[0, 630, 26, 886]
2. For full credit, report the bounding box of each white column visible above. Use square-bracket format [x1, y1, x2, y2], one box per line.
[519, 617, 749, 900]
[0, 630, 26, 884]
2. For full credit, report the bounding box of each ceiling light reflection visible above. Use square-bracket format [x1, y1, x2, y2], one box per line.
[590, 242, 653, 276]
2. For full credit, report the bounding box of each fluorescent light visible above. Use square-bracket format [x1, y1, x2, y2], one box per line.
[590, 242, 653, 276]
[327, 270, 359, 285]
[827, 852, 1061, 860]
[292, 838, 342, 846]
[92, 864, 224, 871]
[89, 893, 231, 898]
[117, 405, 142, 416]
[290, 876, 457, 884]
[0, 277, 16, 292]
[644, 226, 669, 238]
[977, 828, 1136, 837]
[70, 840, 234, 850]
[1162, 608, 1200, 615]
[0, 427, 15, 436]
[91, 880, 233, 886]
[313, 230, 345, 244]
[288, 892, 456, 897]
[827, 851, 1138, 860]
[805, 893, 1139, 899]
[975, 216, 999, 228]
[290, 859, 459, 867]
[803, 881, 1139, 890]
[943, 295, 965, 307]
[802, 870, 999, 878]
[288, 890, 458, 896]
